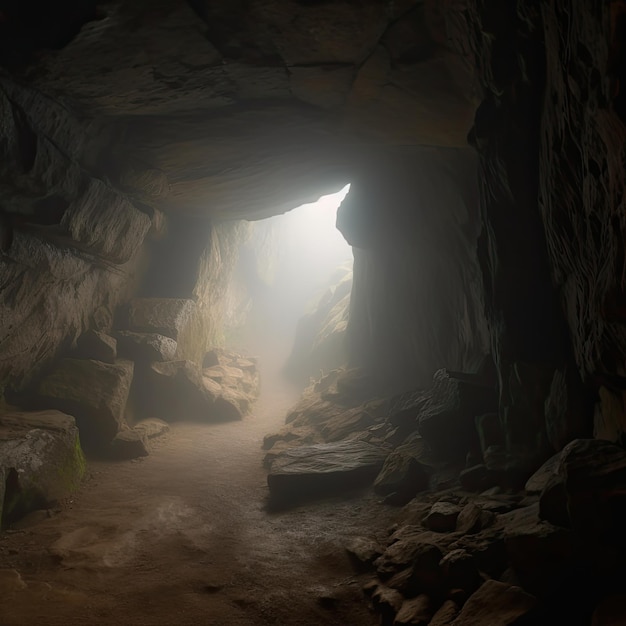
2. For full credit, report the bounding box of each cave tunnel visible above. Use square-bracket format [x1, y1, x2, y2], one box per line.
[1, 1, 626, 625]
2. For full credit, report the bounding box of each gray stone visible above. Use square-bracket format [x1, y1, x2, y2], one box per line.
[267, 440, 388, 501]
[128, 298, 195, 340]
[0, 411, 86, 525]
[37, 358, 134, 446]
[115, 330, 177, 362]
[451, 580, 536, 625]
[425, 502, 462, 532]
[374, 438, 432, 503]
[75, 330, 117, 363]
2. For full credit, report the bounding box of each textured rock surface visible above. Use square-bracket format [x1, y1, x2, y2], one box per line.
[0, 411, 86, 524]
[267, 440, 388, 501]
[115, 331, 177, 363]
[37, 359, 134, 446]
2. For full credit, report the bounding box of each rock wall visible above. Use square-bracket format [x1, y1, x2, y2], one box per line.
[338, 148, 490, 394]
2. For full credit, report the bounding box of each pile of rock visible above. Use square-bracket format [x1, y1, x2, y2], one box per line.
[347, 438, 626, 624]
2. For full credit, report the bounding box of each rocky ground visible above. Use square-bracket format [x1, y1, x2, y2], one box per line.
[263, 367, 626, 625]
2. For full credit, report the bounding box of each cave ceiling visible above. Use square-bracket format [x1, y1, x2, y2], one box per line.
[0, 0, 478, 218]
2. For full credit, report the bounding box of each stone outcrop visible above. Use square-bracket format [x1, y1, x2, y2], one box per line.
[0, 410, 86, 526]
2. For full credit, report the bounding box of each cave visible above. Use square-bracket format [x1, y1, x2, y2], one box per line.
[0, 1, 625, 624]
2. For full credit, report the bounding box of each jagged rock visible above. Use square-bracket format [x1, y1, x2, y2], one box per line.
[456, 503, 482, 534]
[524, 453, 560, 494]
[0, 411, 85, 525]
[128, 298, 195, 340]
[320, 407, 374, 442]
[394, 594, 433, 626]
[345, 536, 384, 569]
[371, 585, 404, 626]
[75, 330, 117, 363]
[375, 537, 443, 586]
[115, 331, 177, 362]
[425, 502, 462, 533]
[214, 391, 245, 421]
[110, 418, 170, 460]
[373, 438, 432, 504]
[37, 358, 134, 445]
[429, 600, 459, 626]
[267, 440, 387, 501]
[417, 370, 498, 459]
[451, 580, 536, 625]
[439, 549, 480, 593]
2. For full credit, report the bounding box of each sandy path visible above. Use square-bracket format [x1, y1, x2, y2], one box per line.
[0, 374, 394, 626]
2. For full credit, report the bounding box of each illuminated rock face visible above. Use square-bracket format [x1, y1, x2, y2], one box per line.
[0, 0, 624, 464]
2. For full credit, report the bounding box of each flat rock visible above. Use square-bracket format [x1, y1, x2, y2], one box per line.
[128, 298, 195, 340]
[115, 331, 177, 362]
[430, 600, 459, 626]
[0, 411, 86, 524]
[75, 330, 117, 363]
[450, 580, 536, 625]
[37, 358, 134, 446]
[267, 440, 387, 500]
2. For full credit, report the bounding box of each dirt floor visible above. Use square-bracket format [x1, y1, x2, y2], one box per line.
[0, 368, 396, 626]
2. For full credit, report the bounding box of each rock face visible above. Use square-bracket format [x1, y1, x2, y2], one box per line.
[37, 359, 134, 447]
[0, 411, 86, 525]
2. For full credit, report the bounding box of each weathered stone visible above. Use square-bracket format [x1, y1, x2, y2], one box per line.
[320, 407, 374, 442]
[394, 594, 433, 626]
[375, 538, 443, 587]
[37, 358, 134, 445]
[374, 438, 432, 504]
[133, 418, 170, 441]
[451, 580, 536, 625]
[0, 411, 85, 525]
[455, 503, 483, 534]
[213, 391, 245, 421]
[345, 536, 384, 569]
[524, 453, 560, 494]
[439, 549, 480, 593]
[425, 502, 461, 533]
[371, 585, 404, 626]
[429, 600, 459, 626]
[128, 298, 195, 340]
[267, 440, 387, 501]
[115, 331, 177, 362]
[110, 429, 149, 459]
[75, 330, 117, 363]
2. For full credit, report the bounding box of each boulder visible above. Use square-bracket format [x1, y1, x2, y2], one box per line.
[524, 453, 560, 494]
[110, 418, 170, 460]
[371, 585, 404, 626]
[37, 358, 134, 446]
[455, 503, 483, 535]
[345, 536, 384, 569]
[450, 580, 536, 625]
[267, 440, 387, 501]
[128, 298, 195, 340]
[115, 331, 177, 362]
[75, 329, 117, 363]
[0, 411, 86, 525]
[320, 407, 374, 442]
[425, 502, 462, 532]
[375, 536, 443, 584]
[373, 438, 432, 504]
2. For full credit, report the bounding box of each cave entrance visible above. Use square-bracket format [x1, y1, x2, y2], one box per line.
[226, 184, 353, 390]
